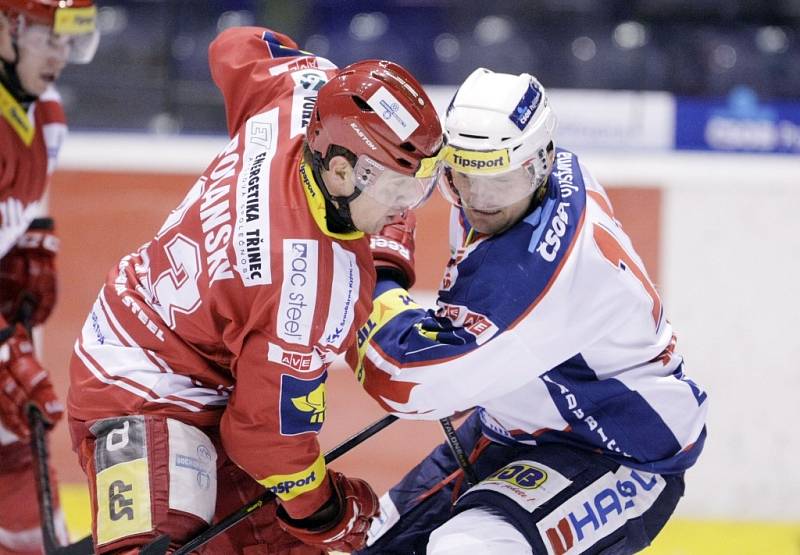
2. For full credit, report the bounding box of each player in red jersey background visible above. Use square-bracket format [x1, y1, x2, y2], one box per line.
[0, 1, 98, 553]
[66, 26, 443, 554]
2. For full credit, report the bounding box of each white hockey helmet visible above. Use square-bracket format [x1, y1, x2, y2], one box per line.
[439, 68, 557, 211]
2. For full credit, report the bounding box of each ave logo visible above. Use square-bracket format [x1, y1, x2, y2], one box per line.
[268, 342, 321, 373]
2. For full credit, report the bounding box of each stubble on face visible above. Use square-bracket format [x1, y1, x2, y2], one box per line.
[464, 192, 534, 235]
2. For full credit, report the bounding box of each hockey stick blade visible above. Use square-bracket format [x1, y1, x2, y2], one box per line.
[138, 414, 399, 555]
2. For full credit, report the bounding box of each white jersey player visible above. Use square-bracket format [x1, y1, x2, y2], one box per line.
[352, 68, 708, 554]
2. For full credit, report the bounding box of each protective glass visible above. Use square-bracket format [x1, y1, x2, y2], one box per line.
[353, 154, 442, 211]
[440, 161, 538, 211]
[17, 23, 99, 64]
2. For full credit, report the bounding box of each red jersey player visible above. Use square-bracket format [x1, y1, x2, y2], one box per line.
[0, 1, 98, 553]
[67, 27, 443, 554]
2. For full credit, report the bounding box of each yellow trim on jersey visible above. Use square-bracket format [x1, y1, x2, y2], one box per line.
[298, 161, 364, 240]
[355, 287, 422, 384]
[257, 453, 327, 502]
[442, 145, 510, 175]
[0, 81, 34, 146]
[95, 458, 153, 545]
[53, 6, 97, 35]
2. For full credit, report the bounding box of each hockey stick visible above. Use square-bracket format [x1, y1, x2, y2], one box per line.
[14, 299, 94, 555]
[27, 407, 94, 555]
[438, 416, 479, 487]
[139, 413, 399, 555]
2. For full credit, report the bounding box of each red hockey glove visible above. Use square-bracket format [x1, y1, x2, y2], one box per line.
[0, 218, 59, 326]
[370, 211, 417, 288]
[0, 324, 63, 440]
[277, 470, 379, 553]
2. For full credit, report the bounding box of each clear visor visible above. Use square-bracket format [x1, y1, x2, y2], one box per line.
[440, 161, 537, 211]
[353, 154, 442, 211]
[17, 23, 99, 64]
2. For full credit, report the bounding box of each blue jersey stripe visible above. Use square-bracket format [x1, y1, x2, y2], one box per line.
[540, 354, 687, 471]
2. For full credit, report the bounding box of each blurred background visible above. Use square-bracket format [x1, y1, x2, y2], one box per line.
[59, 0, 800, 133]
[33, 1, 800, 554]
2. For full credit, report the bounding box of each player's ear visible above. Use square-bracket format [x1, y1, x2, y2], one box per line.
[324, 155, 355, 196]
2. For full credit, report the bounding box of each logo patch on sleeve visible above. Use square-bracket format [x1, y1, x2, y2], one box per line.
[279, 371, 327, 435]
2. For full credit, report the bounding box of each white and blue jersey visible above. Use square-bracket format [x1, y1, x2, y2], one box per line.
[349, 148, 707, 475]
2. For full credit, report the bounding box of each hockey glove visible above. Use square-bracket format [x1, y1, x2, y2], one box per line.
[0, 324, 63, 440]
[276, 470, 379, 552]
[370, 211, 417, 289]
[0, 218, 59, 326]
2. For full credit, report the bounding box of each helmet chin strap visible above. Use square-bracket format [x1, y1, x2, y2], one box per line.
[311, 153, 364, 234]
[0, 43, 38, 104]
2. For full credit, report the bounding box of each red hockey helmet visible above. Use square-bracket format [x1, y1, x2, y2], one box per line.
[307, 60, 442, 209]
[0, 0, 98, 63]
[307, 59, 444, 210]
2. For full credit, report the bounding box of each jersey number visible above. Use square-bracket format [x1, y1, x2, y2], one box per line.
[151, 234, 202, 328]
[592, 223, 662, 328]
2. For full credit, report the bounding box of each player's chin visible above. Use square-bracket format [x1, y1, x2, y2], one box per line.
[22, 77, 49, 97]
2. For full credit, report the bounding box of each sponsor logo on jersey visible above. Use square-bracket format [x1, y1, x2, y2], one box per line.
[537, 467, 665, 555]
[90, 310, 106, 344]
[435, 302, 498, 345]
[268, 342, 322, 373]
[366, 86, 420, 141]
[486, 462, 548, 489]
[552, 151, 579, 198]
[541, 374, 630, 457]
[259, 453, 326, 501]
[438, 303, 460, 321]
[268, 56, 338, 76]
[166, 419, 217, 523]
[277, 239, 318, 345]
[537, 201, 571, 262]
[290, 69, 327, 137]
[321, 243, 359, 348]
[234, 110, 277, 286]
[462, 460, 571, 513]
[268, 471, 317, 495]
[91, 416, 154, 544]
[279, 371, 327, 435]
[442, 146, 511, 175]
[509, 81, 543, 131]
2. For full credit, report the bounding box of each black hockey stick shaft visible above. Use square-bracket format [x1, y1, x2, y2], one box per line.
[439, 416, 479, 487]
[18, 300, 57, 553]
[17, 300, 93, 555]
[27, 407, 94, 555]
[140, 413, 399, 555]
[27, 406, 59, 554]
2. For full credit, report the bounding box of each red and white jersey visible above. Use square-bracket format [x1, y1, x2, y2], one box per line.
[68, 27, 375, 516]
[0, 83, 66, 257]
[0, 81, 66, 303]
